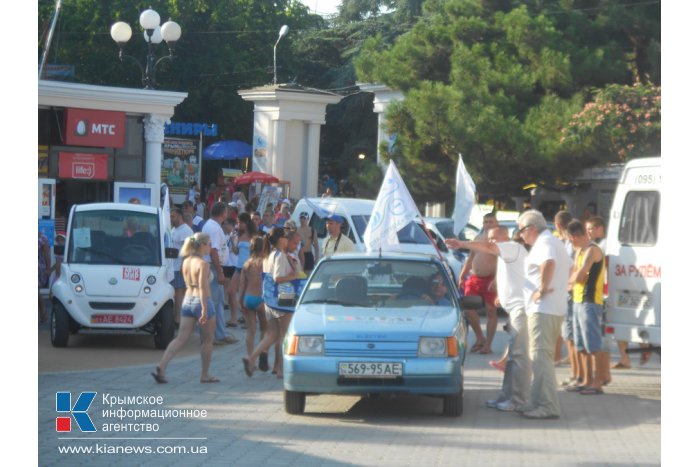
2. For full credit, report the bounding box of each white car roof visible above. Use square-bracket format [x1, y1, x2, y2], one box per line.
[73, 202, 159, 215]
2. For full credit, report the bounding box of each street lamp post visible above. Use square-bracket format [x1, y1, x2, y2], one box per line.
[273, 25, 289, 85]
[110, 8, 181, 89]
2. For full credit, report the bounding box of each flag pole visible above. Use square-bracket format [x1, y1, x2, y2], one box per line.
[420, 218, 445, 262]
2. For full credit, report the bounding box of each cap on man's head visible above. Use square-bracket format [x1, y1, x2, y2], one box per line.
[282, 198, 291, 206]
[325, 214, 344, 223]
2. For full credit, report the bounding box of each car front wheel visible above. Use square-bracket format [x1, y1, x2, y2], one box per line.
[443, 391, 463, 417]
[284, 390, 306, 415]
[51, 302, 70, 348]
[154, 302, 175, 349]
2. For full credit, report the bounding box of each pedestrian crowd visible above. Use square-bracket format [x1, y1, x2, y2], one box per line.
[446, 209, 648, 420]
[153, 185, 351, 384]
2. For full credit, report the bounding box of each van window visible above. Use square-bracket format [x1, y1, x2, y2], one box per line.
[618, 191, 659, 246]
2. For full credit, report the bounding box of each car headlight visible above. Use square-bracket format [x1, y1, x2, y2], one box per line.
[71, 274, 81, 284]
[147, 275, 156, 285]
[286, 335, 324, 355]
[419, 336, 459, 357]
[419, 337, 447, 357]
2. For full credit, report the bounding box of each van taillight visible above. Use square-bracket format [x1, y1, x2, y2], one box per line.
[603, 255, 609, 297]
[606, 326, 615, 335]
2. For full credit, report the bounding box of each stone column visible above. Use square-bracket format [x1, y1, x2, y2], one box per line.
[306, 123, 321, 196]
[144, 114, 169, 185]
[357, 83, 405, 172]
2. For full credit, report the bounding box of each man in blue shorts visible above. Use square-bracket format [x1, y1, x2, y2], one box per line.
[566, 220, 605, 395]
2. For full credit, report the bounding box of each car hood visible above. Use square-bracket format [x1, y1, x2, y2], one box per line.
[67, 264, 158, 297]
[292, 304, 459, 339]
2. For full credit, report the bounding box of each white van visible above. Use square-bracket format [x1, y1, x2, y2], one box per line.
[291, 198, 464, 281]
[50, 202, 178, 348]
[605, 157, 661, 349]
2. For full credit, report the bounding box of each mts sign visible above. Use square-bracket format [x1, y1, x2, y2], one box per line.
[65, 108, 125, 148]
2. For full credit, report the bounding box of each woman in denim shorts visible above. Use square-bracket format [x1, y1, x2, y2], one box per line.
[153, 232, 220, 384]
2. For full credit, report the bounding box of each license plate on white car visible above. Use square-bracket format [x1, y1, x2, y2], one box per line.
[338, 362, 403, 378]
[616, 292, 649, 309]
[91, 314, 134, 324]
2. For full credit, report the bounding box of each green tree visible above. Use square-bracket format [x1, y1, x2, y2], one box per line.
[354, 0, 660, 202]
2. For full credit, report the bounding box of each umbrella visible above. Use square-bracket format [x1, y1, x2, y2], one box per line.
[234, 171, 279, 185]
[202, 140, 252, 160]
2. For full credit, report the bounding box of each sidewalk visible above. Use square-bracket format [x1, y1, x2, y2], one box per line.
[38, 319, 660, 466]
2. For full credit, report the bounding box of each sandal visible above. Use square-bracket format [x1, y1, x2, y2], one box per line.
[612, 362, 631, 369]
[579, 387, 604, 395]
[242, 358, 254, 377]
[565, 384, 586, 392]
[151, 367, 167, 384]
[200, 376, 220, 383]
[470, 343, 484, 353]
[478, 347, 493, 355]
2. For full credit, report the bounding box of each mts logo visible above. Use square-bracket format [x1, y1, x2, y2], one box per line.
[56, 392, 97, 432]
[91, 123, 117, 135]
[75, 120, 117, 136]
[72, 162, 95, 179]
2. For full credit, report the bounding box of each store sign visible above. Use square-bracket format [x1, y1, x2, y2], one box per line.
[64, 108, 125, 148]
[164, 122, 218, 137]
[58, 153, 109, 180]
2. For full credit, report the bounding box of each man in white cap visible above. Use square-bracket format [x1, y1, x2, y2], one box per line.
[321, 215, 355, 257]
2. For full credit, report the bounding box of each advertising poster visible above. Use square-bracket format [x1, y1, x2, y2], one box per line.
[252, 133, 268, 173]
[256, 185, 282, 215]
[39, 145, 49, 176]
[162, 137, 199, 204]
[38, 219, 55, 247]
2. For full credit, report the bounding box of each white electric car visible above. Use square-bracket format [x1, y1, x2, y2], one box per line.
[50, 202, 178, 348]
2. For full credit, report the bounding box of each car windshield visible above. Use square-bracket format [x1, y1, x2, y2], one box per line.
[67, 209, 161, 266]
[299, 259, 456, 308]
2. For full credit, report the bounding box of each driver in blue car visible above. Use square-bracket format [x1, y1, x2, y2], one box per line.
[427, 273, 452, 306]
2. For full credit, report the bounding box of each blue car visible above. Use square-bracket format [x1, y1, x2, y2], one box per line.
[283, 253, 482, 417]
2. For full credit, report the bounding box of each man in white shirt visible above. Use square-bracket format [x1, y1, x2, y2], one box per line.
[170, 208, 193, 327]
[447, 226, 531, 412]
[517, 210, 571, 419]
[202, 202, 237, 345]
[321, 215, 355, 257]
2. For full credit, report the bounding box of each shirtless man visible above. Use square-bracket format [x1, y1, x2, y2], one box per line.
[459, 213, 499, 354]
[298, 212, 319, 274]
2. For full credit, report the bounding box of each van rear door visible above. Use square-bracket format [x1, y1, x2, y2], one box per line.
[606, 158, 661, 345]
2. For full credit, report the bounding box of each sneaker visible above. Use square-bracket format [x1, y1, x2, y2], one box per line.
[560, 376, 578, 387]
[486, 398, 505, 409]
[496, 400, 517, 412]
[522, 407, 560, 420]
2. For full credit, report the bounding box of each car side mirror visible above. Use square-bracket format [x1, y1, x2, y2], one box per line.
[460, 295, 484, 311]
[54, 244, 65, 256]
[165, 247, 180, 259]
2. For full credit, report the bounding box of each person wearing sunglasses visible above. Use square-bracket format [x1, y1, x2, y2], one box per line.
[518, 209, 571, 419]
[447, 225, 530, 413]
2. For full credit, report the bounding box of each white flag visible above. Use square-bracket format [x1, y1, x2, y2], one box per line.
[161, 183, 174, 282]
[364, 160, 421, 252]
[453, 155, 476, 236]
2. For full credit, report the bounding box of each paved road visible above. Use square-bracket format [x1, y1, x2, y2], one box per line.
[38, 319, 660, 466]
